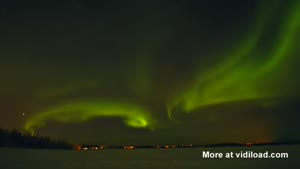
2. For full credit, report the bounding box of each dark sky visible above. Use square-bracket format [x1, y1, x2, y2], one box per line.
[0, 0, 300, 145]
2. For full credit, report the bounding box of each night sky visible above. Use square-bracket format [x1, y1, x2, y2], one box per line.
[1, 0, 300, 145]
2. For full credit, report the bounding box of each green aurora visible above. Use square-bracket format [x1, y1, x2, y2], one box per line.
[169, 0, 300, 112]
[0, 0, 299, 143]
[24, 100, 157, 134]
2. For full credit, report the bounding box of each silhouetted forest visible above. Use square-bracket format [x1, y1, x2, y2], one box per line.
[0, 129, 73, 150]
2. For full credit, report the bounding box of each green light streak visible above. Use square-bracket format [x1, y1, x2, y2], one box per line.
[260, 1, 300, 73]
[25, 100, 155, 133]
[169, 0, 300, 113]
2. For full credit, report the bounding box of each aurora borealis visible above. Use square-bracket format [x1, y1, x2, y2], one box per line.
[0, 0, 300, 145]
[170, 0, 300, 112]
[24, 100, 156, 133]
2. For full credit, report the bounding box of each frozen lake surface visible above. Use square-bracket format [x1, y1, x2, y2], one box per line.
[0, 146, 299, 169]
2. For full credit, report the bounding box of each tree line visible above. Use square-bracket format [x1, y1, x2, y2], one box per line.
[0, 129, 73, 150]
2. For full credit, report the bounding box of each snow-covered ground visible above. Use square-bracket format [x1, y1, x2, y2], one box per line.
[0, 145, 299, 169]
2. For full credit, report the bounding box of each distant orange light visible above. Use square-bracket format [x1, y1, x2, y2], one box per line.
[124, 146, 134, 150]
[74, 145, 82, 150]
[245, 143, 253, 147]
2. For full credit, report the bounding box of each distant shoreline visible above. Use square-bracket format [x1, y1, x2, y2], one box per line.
[2, 128, 300, 151]
[74, 141, 300, 150]
[1, 142, 300, 151]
